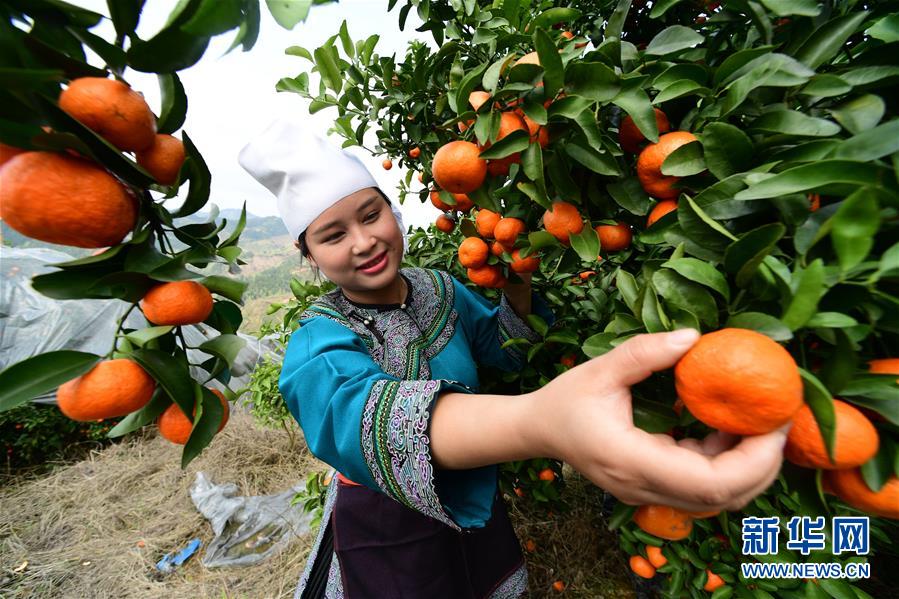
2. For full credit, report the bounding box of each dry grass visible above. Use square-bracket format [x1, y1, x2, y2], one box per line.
[0, 412, 635, 599]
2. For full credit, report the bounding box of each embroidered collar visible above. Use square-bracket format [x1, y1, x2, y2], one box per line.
[340, 272, 414, 312]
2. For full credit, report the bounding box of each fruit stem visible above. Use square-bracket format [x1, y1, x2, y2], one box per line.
[109, 303, 138, 357]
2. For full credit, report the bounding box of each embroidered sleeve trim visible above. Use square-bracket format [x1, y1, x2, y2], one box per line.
[360, 378, 468, 531]
[497, 294, 541, 359]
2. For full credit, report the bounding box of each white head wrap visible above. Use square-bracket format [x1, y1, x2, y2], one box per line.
[238, 119, 406, 245]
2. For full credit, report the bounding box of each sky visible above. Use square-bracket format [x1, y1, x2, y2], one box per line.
[69, 0, 440, 230]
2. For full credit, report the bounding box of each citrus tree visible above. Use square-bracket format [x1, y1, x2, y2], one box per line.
[0, 0, 329, 467]
[272, 0, 899, 595]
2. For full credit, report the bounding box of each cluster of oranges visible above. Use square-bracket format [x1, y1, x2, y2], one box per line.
[626, 331, 897, 590]
[0, 77, 186, 249]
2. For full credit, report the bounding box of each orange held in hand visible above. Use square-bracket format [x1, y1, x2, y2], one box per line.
[0, 152, 137, 248]
[432, 141, 487, 193]
[157, 388, 230, 445]
[543, 201, 584, 245]
[595, 222, 632, 251]
[629, 555, 656, 579]
[475, 208, 502, 238]
[458, 237, 489, 268]
[467, 264, 506, 288]
[636, 131, 697, 200]
[785, 400, 879, 469]
[824, 469, 899, 520]
[59, 77, 157, 151]
[619, 108, 671, 154]
[435, 214, 455, 233]
[57, 359, 156, 421]
[646, 200, 678, 227]
[493, 217, 526, 245]
[675, 328, 803, 435]
[633, 505, 693, 541]
[136, 134, 185, 185]
[140, 281, 214, 326]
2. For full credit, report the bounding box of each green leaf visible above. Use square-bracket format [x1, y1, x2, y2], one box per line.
[799, 74, 853, 98]
[534, 28, 563, 100]
[652, 270, 718, 327]
[157, 73, 187, 135]
[526, 314, 549, 337]
[0, 351, 101, 412]
[641, 286, 669, 333]
[107, 0, 143, 38]
[604, 0, 631, 40]
[867, 13, 899, 43]
[607, 178, 652, 215]
[724, 224, 786, 288]
[661, 258, 730, 301]
[130, 349, 195, 416]
[794, 11, 868, 69]
[478, 129, 530, 160]
[782, 259, 825, 330]
[650, 0, 685, 18]
[522, 141, 545, 185]
[527, 230, 557, 251]
[181, 0, 242, 36]
[582, 332, 617, 357]
[800, 369, 837, 462]
[805, 312, 858, 328]
[107, 389, 169, 438]
[547, 95, 593, 119]
[713, 46, 776, 87]
[653, 80, 708, 104]
[314, 44, 342, 94]
[565, 142, 620, 176]
[124, 326, 174, 347]
[759, 0, 820, 16]
[453, 62, 489, 116]
[563, 62, 620, 102]
[569, 226, 600, 263]
[661, 141, 705, 177]
[182, 386, 225, 468]
[173, 133, 211, 217]
[266, 0, 314, 29]
[750, 110, 841, 137]
[831, 188, 881, 273]
[829, 94, 885, 135]
[532, 7, 581, 31]
[677, 195, 735, 258]
[198, 334, 246, 365]
[734, 161, 895, 200]
[616, 270, 639, 314]
[338, 20, 354, 59]
[831, 119, 899, 161]
[726, 313, 793, 341]
[127, 26, 210, 73]
[612, 80, 657, 142]
[700, 123, 753, 180]
[202, 275, 247, 305]
[644, 25, 704, 56]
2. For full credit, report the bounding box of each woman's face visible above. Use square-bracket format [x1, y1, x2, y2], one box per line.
[304, 188, 405, 302]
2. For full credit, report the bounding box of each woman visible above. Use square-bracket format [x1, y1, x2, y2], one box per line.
[240, 120, 788, 598]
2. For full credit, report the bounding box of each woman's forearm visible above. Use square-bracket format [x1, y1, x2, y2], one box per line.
[429, 390, 553, 469]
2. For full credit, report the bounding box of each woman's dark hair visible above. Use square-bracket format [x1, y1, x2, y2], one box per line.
[296, 189, 392, 258]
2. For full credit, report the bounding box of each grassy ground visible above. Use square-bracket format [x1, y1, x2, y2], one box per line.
[0, 409, 637, 598]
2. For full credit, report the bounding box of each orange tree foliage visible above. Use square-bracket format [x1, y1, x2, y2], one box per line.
[274, 0, 899, 595]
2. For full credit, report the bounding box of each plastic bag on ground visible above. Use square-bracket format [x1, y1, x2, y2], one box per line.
[189, 471, 313, 568]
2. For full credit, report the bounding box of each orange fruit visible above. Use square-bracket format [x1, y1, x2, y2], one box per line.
[469, 91, 492, 111]
[525, 539, 537, 552]
[486, 154, 518, 177]
[435, 214, 455, 233]
[636, 131, 697, 199]
[475, 208, 502, 238]
[619, 108, 671, 154]
[543, 201, 584, 245]
[869, 358, 899, 377]
[483, 112, 528, 176]
[552, 580, 566, 592]
[646, 545, 667, 568]
[140, 281, 214, 326]
[458, 237, 489, 268]
[382, 158, 393, 170]
[560, 354, 577, 368]
[57, 359, 156, 421]
[825, 469, 899, 519]
[432, 141, 487, 193]
[646, 200, 678, 226]
[59, 77, 156, 151]
[136, 134, 185, 185]
[0, 152, 136, 248]
[595, 222, 632, 251]
[515, 51, 541, 67]
[633, 505, 693, 541]
[629, 555, 656, 579]
[157, 388, 229, 445]
[430, 189, 451, 211]
[510, 249, 540, 273]
[675, 328, 804, 435]
[494, 217, 526, 245]
[808, 193, 821, 212]
[579, 270, 596, 280]
[513, 487, 525, 498]
[467, 264, 506, 288]
[450, 192, 474, 213]
[491, 241, 509, 257]
[785, 400, 879, 469]
[0, 142, 25, 169]
[408, 146, 421, 159]
[561, 31, 574, 40]
[704, 571, 726, 592]
[538, 468, 555, 481]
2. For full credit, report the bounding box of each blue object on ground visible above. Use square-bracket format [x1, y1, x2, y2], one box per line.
[155, 538, 202, 573]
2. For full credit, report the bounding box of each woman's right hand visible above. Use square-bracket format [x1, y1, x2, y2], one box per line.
[529, 329, 789, 513]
